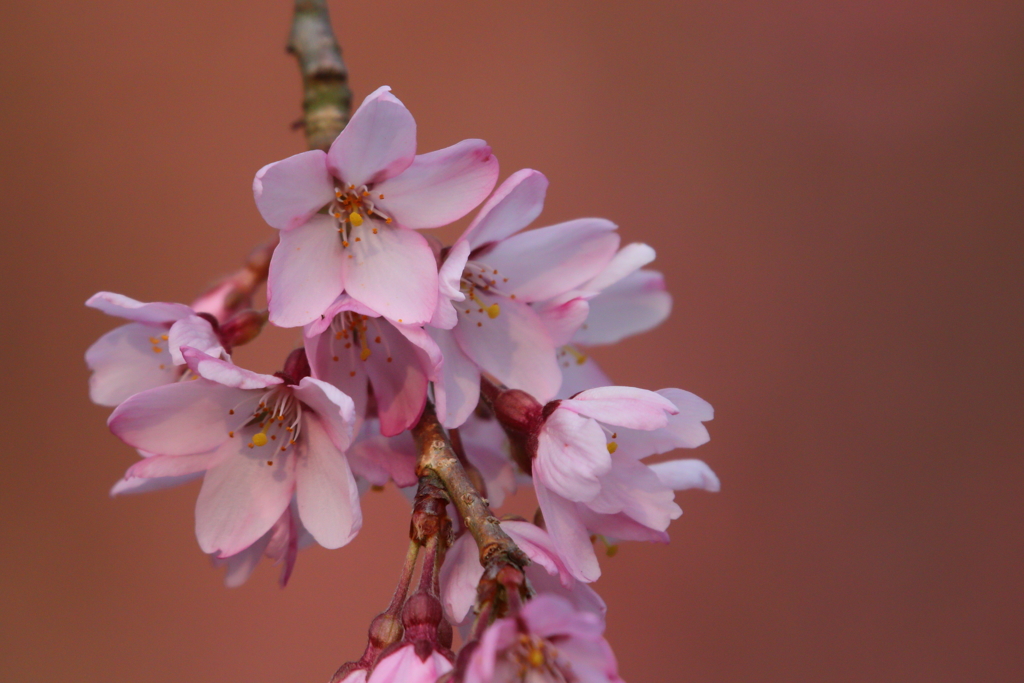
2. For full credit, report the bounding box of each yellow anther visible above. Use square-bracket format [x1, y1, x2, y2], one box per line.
[160, 335, 169, 341]
[149, 337, 159, 344]
[564, 345, 588, 366]
[486, 303, 501, 319]
[607, 441, 618, 454]
[349, 211, 364, 227]
[360, 347, 371, 361]
[152, 346, 162, 353]
[251, 433, 268, 447]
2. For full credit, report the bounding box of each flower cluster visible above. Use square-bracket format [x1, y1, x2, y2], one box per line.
[87, 86, 716, 680]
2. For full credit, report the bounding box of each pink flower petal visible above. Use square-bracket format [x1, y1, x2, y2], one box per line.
[86, 323, 181, 406]
[374, 139, 498, 229]
[267, 215, 347, 328]
[525, 566, 607, 620]
[304, 294, 381, 337]
[479, 218, 619, 302]
[291, 377, 356, 452]
[582, 242, 656, 293]
[341, 221, 438, 325]
[535, 297, 590, 346]
[561, 386, 678, 429]
[167, 315, 224, 365]
[461, 169, 548, 249]
[181, 347, 281, 390]
[439, 533, 484, 624]
[555, 351, 613, 400]
[535, 481, 601, 582]
[327, 86, 416, 187]
[253, 149, 334, 231]
[85, 292, 192, 324]
[358, 321, 432, 435]
[367, 644, 453, 683]
[648, 459, 720, 492]
[502, 520, 573, 587]
[346, 427, 418, 488]
[577, 508, 670, 544]
[585, 458, 680, 531]
[295, 414, 362, 549]
[194, 432, 297, 557]
[574, 269, 672, 346]
[218, 528, 273, 588]
[304, 329, 370, 433]
[521, 594, 605, 640]
[431, 240, 470, 329]
[126, 450, 224, 479]
[453, 292, 561, 402]
[108, 379, 257, 456]
[427, 328, 481, 429]
[535, 408, 610, 502]
[110, 471, 202, 496]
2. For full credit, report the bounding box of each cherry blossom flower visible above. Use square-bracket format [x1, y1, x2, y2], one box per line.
[462, 594, 623, 683]
[304, 294, 441, 436]
[530, 387, 717, 581]
[430, 169, 621, 427]
[107, 347, 361, 558]
[440, 520, 604, 627]
[253, 86, 499, 328]
[85, 292, 224, 406]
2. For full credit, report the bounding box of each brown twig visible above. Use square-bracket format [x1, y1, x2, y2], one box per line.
[412, 404, 527, 571]
[287, 0, 352, 151]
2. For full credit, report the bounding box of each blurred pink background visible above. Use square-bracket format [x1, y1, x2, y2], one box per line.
[1, 1, 1022, 681]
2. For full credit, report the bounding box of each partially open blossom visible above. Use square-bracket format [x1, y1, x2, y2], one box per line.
[305, 294, 441, 436]
[366, 642, 453, 683]
[430, 169, 621, 427]
[462, 594, 623, 683]
[253, 86, 499, 328]
[85, 292, 225, 406]
[524, 387, 716, 581]
[108, 348, 361, 558]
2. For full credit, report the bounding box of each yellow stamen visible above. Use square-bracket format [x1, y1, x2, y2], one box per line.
[564, 345, 588, 366]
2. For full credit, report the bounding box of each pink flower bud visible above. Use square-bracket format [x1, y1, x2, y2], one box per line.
[219, 309, 268, 350]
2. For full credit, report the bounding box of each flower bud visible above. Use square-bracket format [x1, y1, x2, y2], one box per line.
[490, 388, 544, 435]
[367, 612, 404, 651]
[218, 309, 268, 349]
[280, 347, 311, 384]
[402, 592, 444, 634]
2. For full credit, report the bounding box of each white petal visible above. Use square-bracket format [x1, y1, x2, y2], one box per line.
[648, 459, 720, 492]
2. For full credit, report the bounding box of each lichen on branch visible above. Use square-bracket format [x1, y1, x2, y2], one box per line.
[288, 0, 352, 151]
